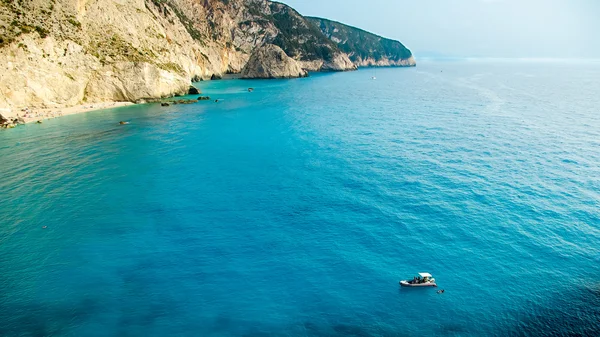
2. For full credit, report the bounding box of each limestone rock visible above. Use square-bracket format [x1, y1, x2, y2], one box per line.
[321, 53, 358, 72]
[84, 62, 190, 103]
[0, 0, 412, 114]
[241, 44, 308, 79]
[188, 86, 201, 95]
[352, 55, 417, 67]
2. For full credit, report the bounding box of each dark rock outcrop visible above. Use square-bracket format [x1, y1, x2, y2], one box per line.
[188, 86, 200, 95]
[0, 111, 25, 129]
[0, 112, 8, 125]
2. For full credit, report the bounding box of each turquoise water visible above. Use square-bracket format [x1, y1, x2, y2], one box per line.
[1, 61, 600, 336]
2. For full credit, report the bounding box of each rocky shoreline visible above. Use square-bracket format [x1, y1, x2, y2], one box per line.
[0, 93, 223, 129]
[0, 0, 414, 122]
[0, 102, 134, 129]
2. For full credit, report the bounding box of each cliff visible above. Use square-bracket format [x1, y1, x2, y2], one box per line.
[241, 44, 307, 79]
[0, 0, 223, 115]
[265, 2, 355, 72]
[307, 17, 416, 67]
[0, 0, 408, 118]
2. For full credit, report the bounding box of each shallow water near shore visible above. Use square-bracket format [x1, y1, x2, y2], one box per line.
[1, 61, 600, 336]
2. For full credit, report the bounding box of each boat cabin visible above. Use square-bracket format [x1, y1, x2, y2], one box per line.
[412, 272, 434, 284]
[400, 272, 437, 287]
[419, 272, 432, 280]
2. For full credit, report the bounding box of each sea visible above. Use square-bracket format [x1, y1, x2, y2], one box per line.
[1, 60, 599, 336]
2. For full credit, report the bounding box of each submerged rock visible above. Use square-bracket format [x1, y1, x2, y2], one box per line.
[198, 96, 211, 101]
[169, 99, 198, 104]
[241, 44, 308, 79]
[161, 102, 170, 107]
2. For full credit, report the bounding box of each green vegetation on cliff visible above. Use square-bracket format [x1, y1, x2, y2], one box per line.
[0, 0, 410, 111]
[268, 2, 340, 62]
[307, 17, 413, 65]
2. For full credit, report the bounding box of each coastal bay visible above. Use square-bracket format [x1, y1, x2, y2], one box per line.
[0, 0, 414, 119]
[1, 62, 599, 336]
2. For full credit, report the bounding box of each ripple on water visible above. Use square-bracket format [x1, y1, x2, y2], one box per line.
[1, 62, 600, 336]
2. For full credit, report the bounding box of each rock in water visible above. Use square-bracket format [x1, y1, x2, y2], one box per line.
[188, 86, 200, 95]
[241, 44, 308, 79]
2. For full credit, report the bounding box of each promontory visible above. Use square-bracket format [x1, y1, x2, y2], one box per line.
[0, 0, 415, 122]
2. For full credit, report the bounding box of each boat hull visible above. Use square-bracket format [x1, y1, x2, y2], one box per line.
[399, 280, 437, 287]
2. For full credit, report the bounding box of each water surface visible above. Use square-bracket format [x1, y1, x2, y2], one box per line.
[1, 61, 599, 336]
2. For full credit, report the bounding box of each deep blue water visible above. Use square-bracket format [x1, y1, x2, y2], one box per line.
[1, 61, 600, 336]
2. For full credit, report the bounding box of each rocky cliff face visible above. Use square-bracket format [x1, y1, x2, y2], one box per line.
[308, 17, 416, 67]
[0, 0, 223, 114]
[0, 0, 409, 117]
[241, 44, 307, 79]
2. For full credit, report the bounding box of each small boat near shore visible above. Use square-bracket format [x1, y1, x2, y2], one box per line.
[399, 272, 437, 287]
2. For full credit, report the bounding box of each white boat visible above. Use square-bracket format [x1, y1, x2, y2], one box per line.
[399, 272, 437, 287]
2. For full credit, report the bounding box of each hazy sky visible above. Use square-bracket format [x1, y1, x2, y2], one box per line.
[281, 0, 600, 58]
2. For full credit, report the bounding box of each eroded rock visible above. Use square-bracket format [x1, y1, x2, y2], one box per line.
[241, 44, 308, 79]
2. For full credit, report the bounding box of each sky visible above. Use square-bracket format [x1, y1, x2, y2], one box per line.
[281, 0, 600, 58]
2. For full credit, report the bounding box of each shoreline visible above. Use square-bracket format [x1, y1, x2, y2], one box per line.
[1, 67, 414, 129]
[2, 102, 135, 127]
